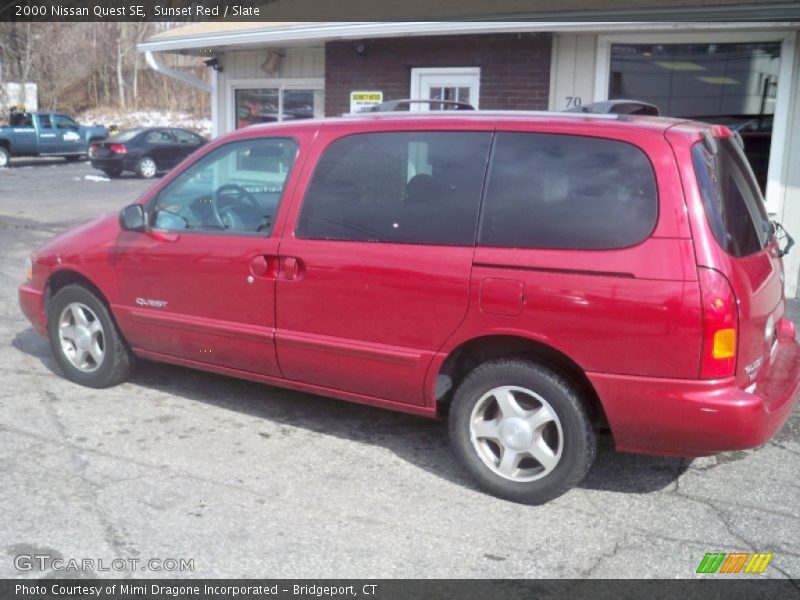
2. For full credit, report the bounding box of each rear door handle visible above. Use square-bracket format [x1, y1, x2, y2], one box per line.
[280, 256, 305, 281]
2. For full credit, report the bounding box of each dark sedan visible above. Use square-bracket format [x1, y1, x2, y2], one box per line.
[89, 127, 207, 179]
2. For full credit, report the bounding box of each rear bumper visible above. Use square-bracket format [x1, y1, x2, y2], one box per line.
[19, 283, 46, 336]
[589, 322, 800, 457]
[90, 157, 134, 171]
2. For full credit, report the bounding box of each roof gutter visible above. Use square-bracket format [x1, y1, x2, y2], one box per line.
[145, 51, 211, 93]
[138, 19, 799, 54]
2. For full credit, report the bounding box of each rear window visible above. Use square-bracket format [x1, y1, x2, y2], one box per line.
[479, 133, 658, 250]
[692, 137, 771, 258]
[111, 129, 144, 142]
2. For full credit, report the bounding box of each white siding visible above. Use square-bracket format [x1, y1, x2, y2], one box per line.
[223, 47, 324, 79]
[778, 32, 800, 297]
[549, 34, 598, 111]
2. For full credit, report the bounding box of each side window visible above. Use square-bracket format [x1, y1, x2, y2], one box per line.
[296, 132, 491, 245]
[479, 133, 658, 250]
[146, 130, 174, 144]
[173, 129, 202, 144]
[152, 137, 298, 236]
[54, 115, 78, 130]
[38, 115, 52, 129]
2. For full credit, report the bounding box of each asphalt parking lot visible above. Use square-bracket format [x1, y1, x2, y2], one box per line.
[1, 158, 799, 580]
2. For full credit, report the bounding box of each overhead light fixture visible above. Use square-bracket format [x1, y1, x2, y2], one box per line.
[653, 60, 705, 72]
[695, 76, 740, 85]
[261, 49, 286, 76]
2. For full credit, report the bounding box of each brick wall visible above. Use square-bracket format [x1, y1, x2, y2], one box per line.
[324, 33, 552, 116]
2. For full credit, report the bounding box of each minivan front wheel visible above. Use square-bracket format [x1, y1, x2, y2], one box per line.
[449, 359, 596, 504]
[47, 285, 132, 388]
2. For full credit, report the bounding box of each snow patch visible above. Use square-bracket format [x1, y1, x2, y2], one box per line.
[77, 109, 212, 138]
[83, 174, 110, 182]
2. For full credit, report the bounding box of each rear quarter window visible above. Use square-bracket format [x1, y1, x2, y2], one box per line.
[479, 133, 658, 250]
[692, 138, 770, 258]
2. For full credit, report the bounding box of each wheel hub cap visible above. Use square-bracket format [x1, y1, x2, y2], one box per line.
[74, 327, 92, 351]
[500, 418, 533, 451]
[469, 385, 564, 482]
[57, 302, 105, 373]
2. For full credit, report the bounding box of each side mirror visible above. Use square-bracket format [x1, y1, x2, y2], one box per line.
[119, 204, 146, 232]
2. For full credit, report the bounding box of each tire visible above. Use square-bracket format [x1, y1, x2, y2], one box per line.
[102, 169, 122, 179]
[449, 359, 596, 504]
[135, 156, 157, 179]
[46, 285, 132, 388]
[0, 146, 10, 168]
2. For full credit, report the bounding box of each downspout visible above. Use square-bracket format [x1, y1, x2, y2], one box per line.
[144, 51, 212, 93]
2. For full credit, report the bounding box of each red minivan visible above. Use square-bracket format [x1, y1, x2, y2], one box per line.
[18, 111, 800, 504]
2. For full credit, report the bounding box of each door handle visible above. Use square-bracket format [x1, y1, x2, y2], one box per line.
[280, 256, 305, 281]
[249, 255, 280, 278]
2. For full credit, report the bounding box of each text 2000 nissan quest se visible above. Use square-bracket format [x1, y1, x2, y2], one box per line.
[19, 110, 800, 504]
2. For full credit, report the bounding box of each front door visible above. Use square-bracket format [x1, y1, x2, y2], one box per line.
[114, 135, 303, 377]
[52, 114, 84, 154]
[36, 113, 61, 154]
[275, 127, 492, 405]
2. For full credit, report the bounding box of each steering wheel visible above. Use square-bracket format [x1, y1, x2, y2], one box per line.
[211, 184, 259, 230]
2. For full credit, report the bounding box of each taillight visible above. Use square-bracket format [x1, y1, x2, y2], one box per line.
[109, 143, 127, 155]
[698, 267, 738, 379]
[89, 143, 99, 154]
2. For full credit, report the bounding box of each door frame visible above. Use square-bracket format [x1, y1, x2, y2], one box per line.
[409, 67, 481, 110]
[594, 30, 796, 216]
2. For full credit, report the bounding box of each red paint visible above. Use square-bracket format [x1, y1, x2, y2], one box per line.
[19, 113, 800, 457]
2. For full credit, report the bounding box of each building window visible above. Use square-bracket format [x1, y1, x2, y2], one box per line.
[409, 67, 480, 110]
[234, 86, 323, 129]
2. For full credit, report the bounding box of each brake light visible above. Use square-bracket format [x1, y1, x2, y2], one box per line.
[89, 143, 99, 154]
[698, 267, 738, 378]
[109, 144, 127, 155]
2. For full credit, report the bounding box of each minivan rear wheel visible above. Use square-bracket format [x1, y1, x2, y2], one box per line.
[449, 359, 596, 504]
[47, 285, 133, 388]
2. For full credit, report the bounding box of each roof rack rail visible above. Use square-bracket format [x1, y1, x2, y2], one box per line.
[567, 99, 660, 116]
[363, 99, 476, 113]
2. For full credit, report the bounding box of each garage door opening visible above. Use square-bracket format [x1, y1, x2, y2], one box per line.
[608, 42, 781, 194]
